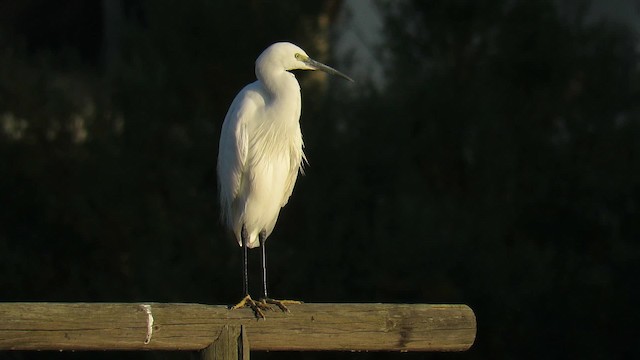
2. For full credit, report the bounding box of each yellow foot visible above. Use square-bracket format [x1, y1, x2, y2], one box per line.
[261, 298, 303, 313]
[231, 294, 271, 319]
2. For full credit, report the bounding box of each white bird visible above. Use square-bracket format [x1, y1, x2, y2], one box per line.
[217, 42, 353, 317]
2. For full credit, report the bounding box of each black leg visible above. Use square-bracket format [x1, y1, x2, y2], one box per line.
[255, 231, 302, 313]
[259, 232, 300, 313]
[231, 225, 268, 319]
[259, 230, 268, 300]
[242, 225, 249, 296]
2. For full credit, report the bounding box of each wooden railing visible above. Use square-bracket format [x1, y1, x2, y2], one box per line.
[0, 302, 476, 359]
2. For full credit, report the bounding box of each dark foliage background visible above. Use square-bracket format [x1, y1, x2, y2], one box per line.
[1, 0, 638, 359]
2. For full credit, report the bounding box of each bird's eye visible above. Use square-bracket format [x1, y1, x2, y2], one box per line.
[295, 53, 304, 61]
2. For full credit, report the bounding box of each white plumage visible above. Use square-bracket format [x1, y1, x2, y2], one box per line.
[218, 43, 307, 248]
[218, 42, 351, 249]
[216, 42, 352, 317]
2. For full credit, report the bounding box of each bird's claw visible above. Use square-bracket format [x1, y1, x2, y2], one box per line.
[230, 295, 302, 318]
[230, 295, 270, 319]
[260, 298, 303, 313]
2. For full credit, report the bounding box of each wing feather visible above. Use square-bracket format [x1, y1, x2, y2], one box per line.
[217, 85, 260, 228]
[280, 102, 305, 207]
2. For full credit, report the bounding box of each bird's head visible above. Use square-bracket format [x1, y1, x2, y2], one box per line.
[256, 42, 354, 82]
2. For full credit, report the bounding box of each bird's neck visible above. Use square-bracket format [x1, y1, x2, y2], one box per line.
[257, 68, 300, 102]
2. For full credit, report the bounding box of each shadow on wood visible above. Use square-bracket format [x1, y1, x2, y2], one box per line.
[0, 303, 476, 352]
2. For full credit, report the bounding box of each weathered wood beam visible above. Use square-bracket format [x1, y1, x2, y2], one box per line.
[200, 324, 249, 360]
[0, 303, 475, 352]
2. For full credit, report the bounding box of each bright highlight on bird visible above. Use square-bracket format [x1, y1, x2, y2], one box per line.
[217, 42, 353, 318]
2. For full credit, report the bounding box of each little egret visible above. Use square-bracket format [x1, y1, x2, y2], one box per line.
[217, 42, 353, 318]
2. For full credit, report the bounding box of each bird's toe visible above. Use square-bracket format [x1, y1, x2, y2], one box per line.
[261, 298, 303, 313]
[230, 295, 267, 319]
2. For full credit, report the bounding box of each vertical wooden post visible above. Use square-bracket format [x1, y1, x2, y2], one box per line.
[200, 325, 249, 360]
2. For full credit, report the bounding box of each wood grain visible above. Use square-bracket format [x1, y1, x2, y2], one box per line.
[0, 302, 475, 352]
[200, 324, 249, 360]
